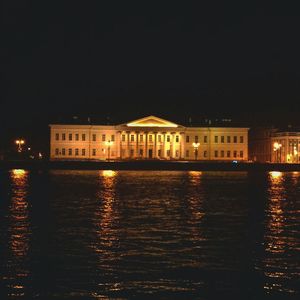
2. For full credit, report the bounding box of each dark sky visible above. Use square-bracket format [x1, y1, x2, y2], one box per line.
[2, 1, 300, 144]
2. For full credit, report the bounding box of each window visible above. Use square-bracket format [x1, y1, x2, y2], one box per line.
[111, 135, 115, 142]
[227, 150, 230, 157]
[158, 149, 161, 157]
[75, 148, 79, 156]
[82, 134, 86, 141]
[102, 134, 106, 142]
[186, 150, 189, 157]
[233, 151, 237, 158]
[167, 149, 170, 156]
[204, 136, 208, 143]
[204, 150, 207, 158]
[82, 149, 86, 156]
[62, 148, 65, 155]
[214, 150, 218, 158]
[221, 136, 224, 143]
[195, 136, 199, 143]
[214, 136, 218, 143]
[140, 134, 143, 142]
[221, 150, 224, 157]
[139, 149, 143, 156]
[240, 150, 244, 158]
[69, 133, 72, 141]
[240, 136, 244, 143]
[175, 135, 179, 143]
[130, 135, 134, 142]
[92, 134, 96, 141]
[55, 133, 59, 141]
[68, 148, 72, 156]
[158, 135, 161, 142]
[62, 133, 66, 141]
[227, 136, 231, 143]
[55, 148, 59, 155]
[175, 150, 179, 157]
[122, 134, 125, 142]
[234, 136, 237, 143]
[130, 149, 134, 157]
[149, 135, 152, 142]
[75, 134, 79, 141]
[92, 149, 96, 156]
[167, 135, 170, 142]
[186, 135, 190, 143]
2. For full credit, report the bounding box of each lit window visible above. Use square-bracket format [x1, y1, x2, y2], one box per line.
[55, 133, 59, 140]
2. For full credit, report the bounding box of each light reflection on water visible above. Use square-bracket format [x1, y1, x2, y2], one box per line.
[0, 170, 299, 299]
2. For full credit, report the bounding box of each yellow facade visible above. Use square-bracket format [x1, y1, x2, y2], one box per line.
[50, 116, 249, 161]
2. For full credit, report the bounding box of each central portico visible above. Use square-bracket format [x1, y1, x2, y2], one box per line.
[116, 115, 185, 159]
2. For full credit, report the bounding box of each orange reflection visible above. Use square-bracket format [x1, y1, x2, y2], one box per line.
[101, 170, 117, 178]
[8, 169, 31, 297]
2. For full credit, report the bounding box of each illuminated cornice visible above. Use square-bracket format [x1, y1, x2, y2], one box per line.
[126, 115, 178, 128]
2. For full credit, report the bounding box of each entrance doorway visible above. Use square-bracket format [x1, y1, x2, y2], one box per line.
[148, 149, 153, 158]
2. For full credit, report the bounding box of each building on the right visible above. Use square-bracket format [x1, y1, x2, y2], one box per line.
[250, 126, 300, 163]
[271, 131, 300, 163]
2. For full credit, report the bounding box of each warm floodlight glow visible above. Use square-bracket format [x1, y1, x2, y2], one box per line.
[273, 142, 282, 151]
[192, 142, 200, 148]
[127, 116, 178, 127]
[15, 139, 25, 152]
[102, 170, 117, 177]
[270, 171, 282, 179]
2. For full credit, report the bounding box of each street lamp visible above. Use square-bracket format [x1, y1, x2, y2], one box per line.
[15, 139, 25, 152]
[105, 140, 113, 161]
[192, 142, 200, 160]
[273, 142, 282, 163]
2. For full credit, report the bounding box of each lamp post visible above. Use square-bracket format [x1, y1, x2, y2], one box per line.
[273, 142, 282, 163]
[15, 139, 25, 152]
[192, 142, 200, 160]
[105, 140, 113, 161]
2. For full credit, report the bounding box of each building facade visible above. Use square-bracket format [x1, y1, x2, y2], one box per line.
[50, 116, 249, 161]
[271, 131, 300, 163]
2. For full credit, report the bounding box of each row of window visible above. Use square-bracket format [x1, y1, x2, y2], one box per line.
[55, 133, 115, 142]
[186, 135, 244, 143]
[186, 150, 244, 158]
[55, 132, 245, 144]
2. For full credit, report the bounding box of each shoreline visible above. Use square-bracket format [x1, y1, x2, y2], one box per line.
[1, 160, 300, 171]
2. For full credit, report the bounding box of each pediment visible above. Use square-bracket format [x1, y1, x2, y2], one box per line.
[125, 115, 179, 128]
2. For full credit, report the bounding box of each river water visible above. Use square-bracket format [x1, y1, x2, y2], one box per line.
[0, 170, 299, 299]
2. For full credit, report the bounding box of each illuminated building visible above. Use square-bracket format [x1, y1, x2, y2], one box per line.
[49, 115, 249, 161]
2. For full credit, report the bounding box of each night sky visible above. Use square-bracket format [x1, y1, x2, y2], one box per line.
[2, 2, 300, 149]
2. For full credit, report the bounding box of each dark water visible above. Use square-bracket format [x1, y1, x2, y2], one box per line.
[0, 170, 299, 300]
